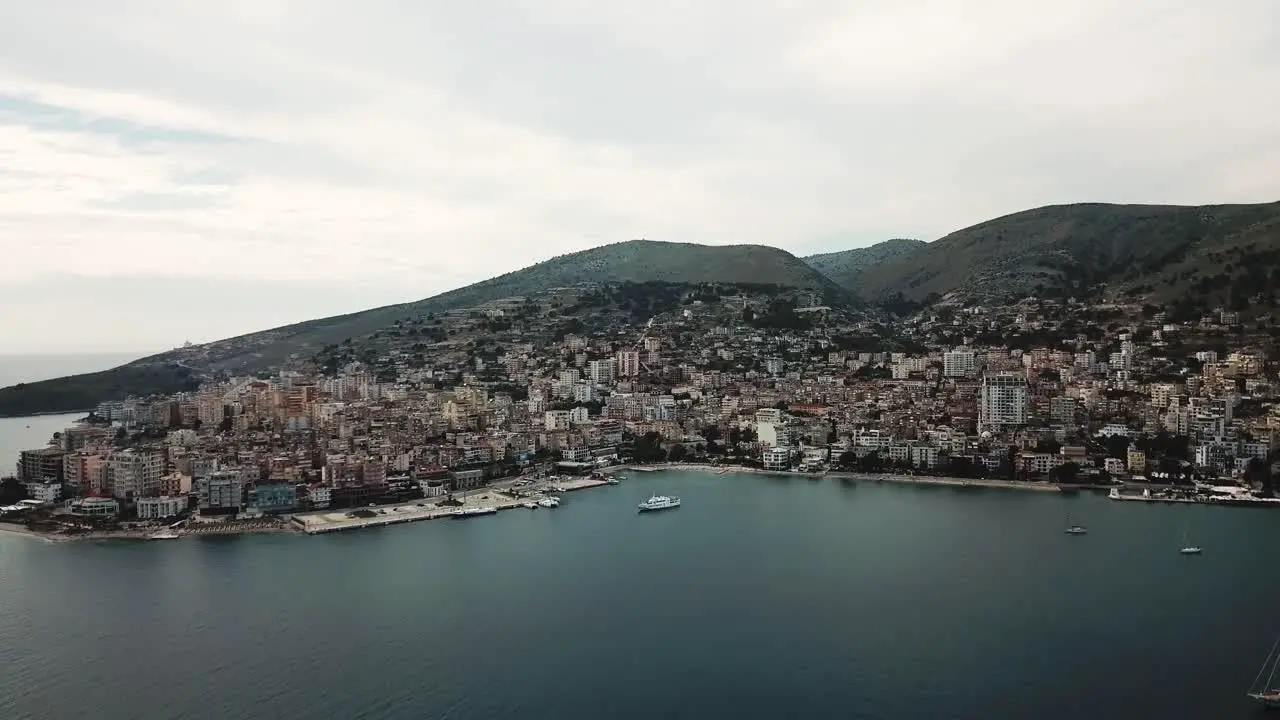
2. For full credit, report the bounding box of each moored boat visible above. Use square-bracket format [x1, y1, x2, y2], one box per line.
[1249, 634, 1280, 708]
[638, 495, 680, 512]
[1064, 514, 1087, 535]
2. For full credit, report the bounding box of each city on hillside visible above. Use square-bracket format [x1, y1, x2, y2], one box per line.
[4, 283, 1279, 536]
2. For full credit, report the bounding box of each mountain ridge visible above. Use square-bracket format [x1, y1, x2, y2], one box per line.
[6, 200, 1280, 416]
[857, 201, 1280, 307]
[803, 238, 927, 292]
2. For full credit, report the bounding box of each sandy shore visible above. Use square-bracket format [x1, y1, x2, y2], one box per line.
[0, 521, 298, 543]
[609, 464, 1062, 492]
[0, 524, 70, 543]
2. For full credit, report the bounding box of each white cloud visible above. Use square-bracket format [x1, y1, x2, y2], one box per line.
[0, 1, 1278, 352]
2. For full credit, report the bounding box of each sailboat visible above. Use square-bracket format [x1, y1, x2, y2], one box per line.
[1179, 525, 1202, 555]
[1064, 513, 1087, 535]
[1247, 634, 1280, 708]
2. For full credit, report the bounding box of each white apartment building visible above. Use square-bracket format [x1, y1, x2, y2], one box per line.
[587, 359, 617, 384]
[762, 447, 791, 472]
[106, 449, 165, 500]
[943, 350, 978, 378]
[199, 469, 246, 513]
[24, 482, 61, 505]
[544, 410, 572, 431]
[136, 495, 186, 520]
[616, 350, 641, 377]
[979, 373, 1029, 432]
[755, 408, 783, 426]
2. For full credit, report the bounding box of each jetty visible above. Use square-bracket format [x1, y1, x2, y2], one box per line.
[292, 476, 608, 535]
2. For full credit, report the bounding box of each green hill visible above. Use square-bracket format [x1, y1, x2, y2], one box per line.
[0, 240, 842, 416]
[803, 239, 927, 291]
[858, 202, 1280, 308]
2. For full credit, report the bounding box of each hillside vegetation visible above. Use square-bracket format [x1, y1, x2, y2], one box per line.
[857, 202, 1280, 308]
[0, 240, 842, 415]
[198, 240, 845, 369]
[0, 361, 199, 417]
[804, 239, 926, 292]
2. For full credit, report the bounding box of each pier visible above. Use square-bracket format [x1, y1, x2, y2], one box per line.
[292, 476, 609, 535]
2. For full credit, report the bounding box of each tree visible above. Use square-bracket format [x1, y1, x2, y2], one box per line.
[944, 456, 981, 478]
[633, 432, 668, 464]
[218, 417, 234, 433]
[0, 477, 28, 505]
[857, 451, 883, 473]
[668, 444, 688, 463]
[1051, 462, 1081, 484]
[1034, 439, 1062, 454]
[1104, 434, 1131, 459]
[1247, 457, 1273, 496]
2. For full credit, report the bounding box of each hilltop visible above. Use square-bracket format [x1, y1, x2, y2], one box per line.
[0, 240, 844, 416]
[857, 202, 1280, 312]
[803, 239, 927, 292]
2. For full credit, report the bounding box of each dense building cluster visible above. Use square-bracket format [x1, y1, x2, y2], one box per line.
[6, 284, 1279, 522]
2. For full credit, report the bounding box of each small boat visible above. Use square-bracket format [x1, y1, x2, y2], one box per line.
[147, 530, 180, 540]
[522, 501, 539, 509]
[451, 507, 498, 518]
[638, 495, 681, 512]
[537, 496, 560, 508]
[1248, 634, 1280, 708]
[606, 476, 620, 485]
[1180, 526, 1201, 555]
[1064, 514, 1087, 535]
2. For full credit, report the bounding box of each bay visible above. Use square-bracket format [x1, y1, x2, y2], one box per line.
[0, 352, 147, 473]
[1, 471, 1277, 719]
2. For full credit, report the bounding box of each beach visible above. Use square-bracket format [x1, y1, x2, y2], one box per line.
[609, 463, 1065, 492]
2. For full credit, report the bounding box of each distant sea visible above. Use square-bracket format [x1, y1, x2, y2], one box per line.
[0, 352, 146, 476]
[0, 352, 145, 389]
[2, 471, 1280, 719]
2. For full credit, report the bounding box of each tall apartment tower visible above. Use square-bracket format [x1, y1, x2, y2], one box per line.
[979, 373, 1029, 432]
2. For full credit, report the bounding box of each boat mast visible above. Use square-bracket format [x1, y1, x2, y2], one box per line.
[1250, 633, 1280, 695]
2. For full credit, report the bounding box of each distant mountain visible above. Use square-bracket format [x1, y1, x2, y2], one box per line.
[803, 239, 927, 292]
[857, 202, 1280, 308]
[0, 240, 844, 416]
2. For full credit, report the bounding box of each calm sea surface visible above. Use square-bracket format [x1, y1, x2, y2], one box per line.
[2, 470, 1279, 719]
[0, 352, 145, 388]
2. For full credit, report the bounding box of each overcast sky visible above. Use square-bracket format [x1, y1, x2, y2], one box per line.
[2, 1, 1278, 355]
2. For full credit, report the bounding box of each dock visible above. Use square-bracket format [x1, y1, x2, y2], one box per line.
[292, 476, 609, 535]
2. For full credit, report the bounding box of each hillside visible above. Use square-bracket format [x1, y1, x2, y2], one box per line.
[858, 202, 1280, 310]
[804, 239, 927, 291]
[0, 240, 844, 416]
[0, 360, 201, 418]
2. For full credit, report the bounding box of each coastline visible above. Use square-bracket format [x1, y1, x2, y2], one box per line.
[0, 523, 69, 543]
[1, 466, 1161, 545]
[610, 463, 1064, 492]
[0, 408, 93, 420]
[0, 519, 297, 543]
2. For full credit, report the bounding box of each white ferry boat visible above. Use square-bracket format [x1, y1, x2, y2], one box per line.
[537, 496, 560, 508]
[450, 507, 498, 518]
[638, 495, 680, 512]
